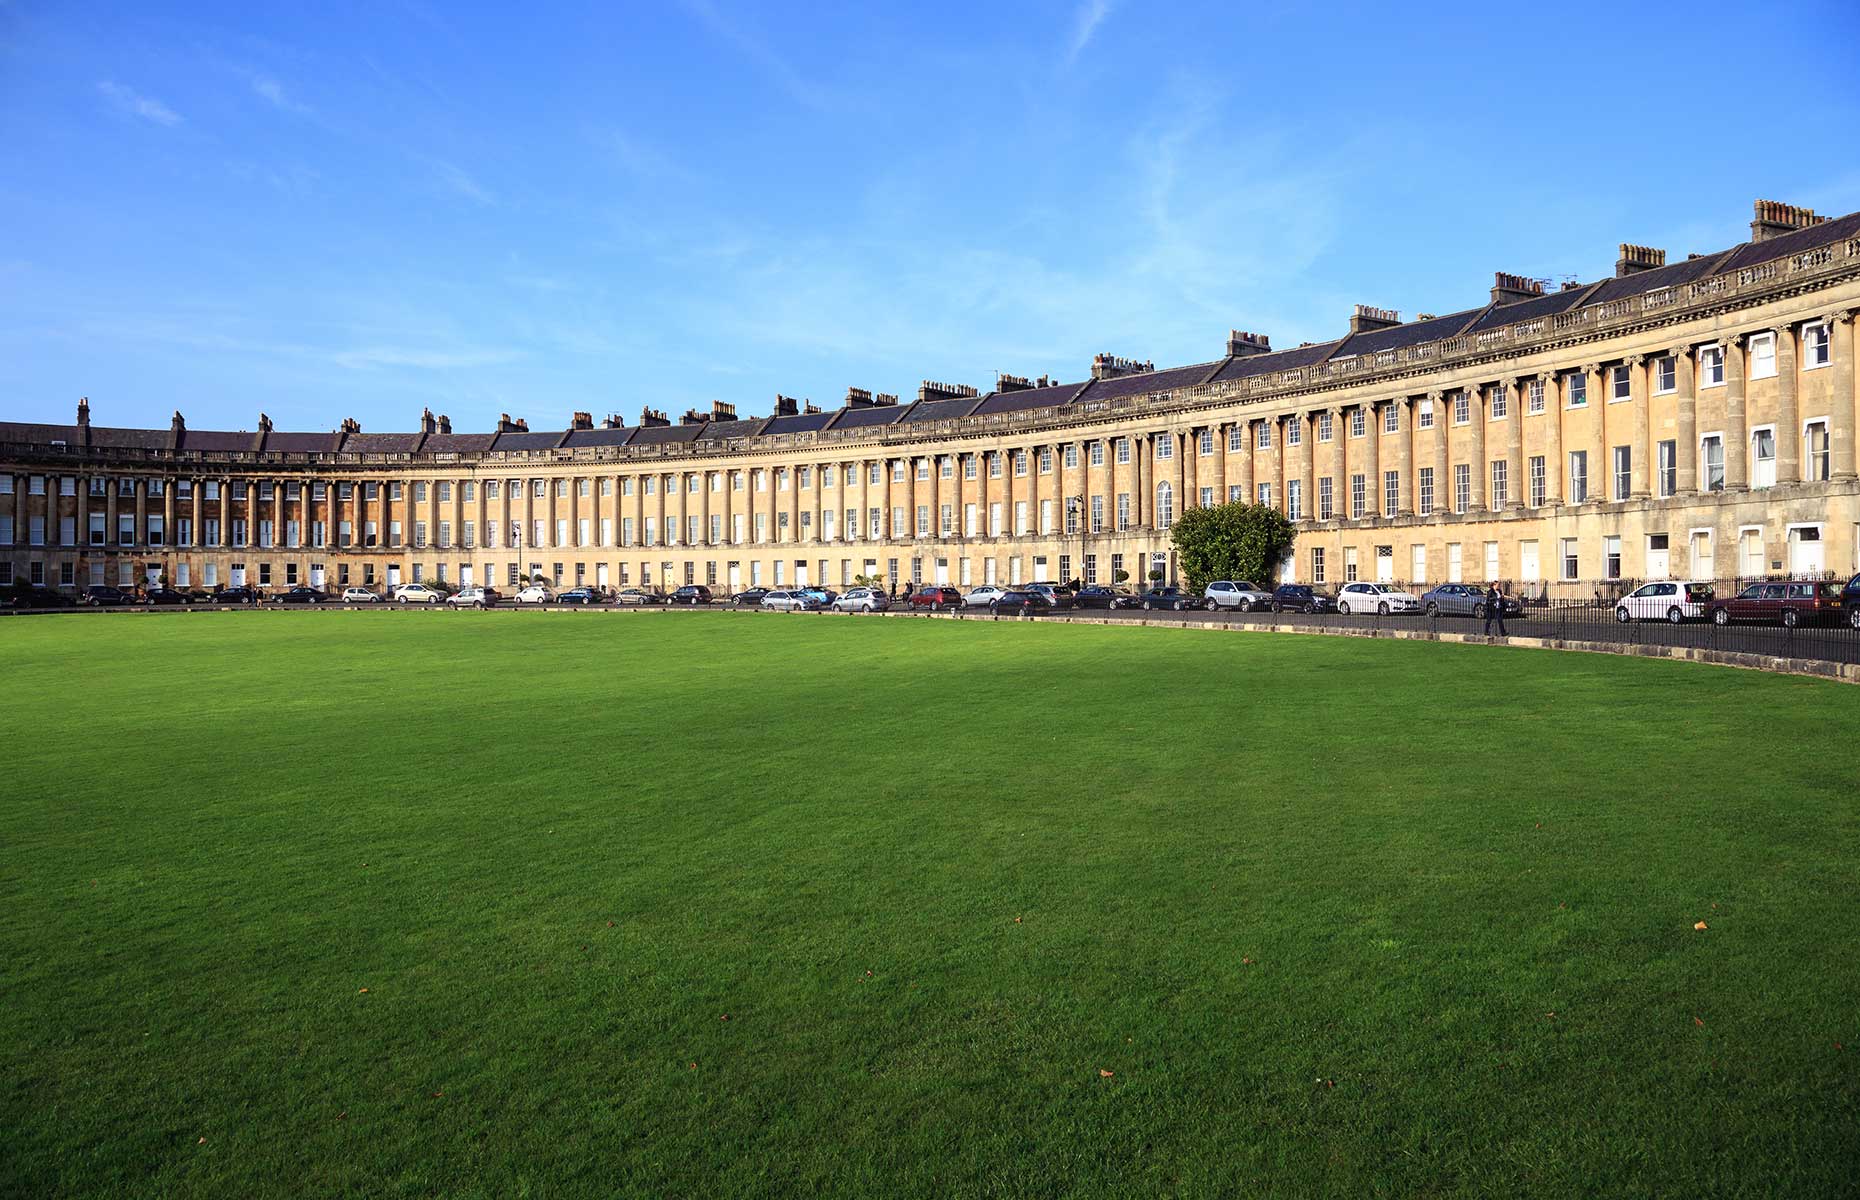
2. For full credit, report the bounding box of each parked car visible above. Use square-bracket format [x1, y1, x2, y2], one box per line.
[1026, 583, 1076, 610]
[989, 589, 1051, 614]
[1202, 580, 1274, 612]
[909, 586, 965, 611]
[1706, 580, 1843, 628]
[1841, 571, 1860, 630]
[1136, 586, 1193, 611]
[393, 583, 445, 605]
[82, 585, 131, 607]
[760, 589, 819, 611]
[514, 585, 555, 604]
[212, 585, 262, 606]
[140, 587, 191, 605]
[1614, 580, 1715, 623]
[614, 587, 663, 606]
[2, 585, 74, 609]
[341, 587, 383, 603]
[963, 585, 1010, 607]
[732, 588, 770, 607]
[1075, 585, 1134, 609]
[831, 587, 889, 612]
[556, 586, 604, 605]
[1335, 582, 1421, 615]
[447, 586, 501, 609]
[1419, 583, 1520, 619]
[277, 586, 328, 605]
[1269, 584, 1337, 614]
[670, 585, 713, 606]
[798, 586, 838, 606]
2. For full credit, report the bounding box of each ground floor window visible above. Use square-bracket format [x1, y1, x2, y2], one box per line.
[1561, 538, 1579, 581]
[1311, 546, 1325, 583]
[1084, 553, 1098, 584]
[1343, 547, 1358, 582]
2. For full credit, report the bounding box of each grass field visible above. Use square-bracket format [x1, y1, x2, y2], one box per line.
[2, 611, 1857, 1198]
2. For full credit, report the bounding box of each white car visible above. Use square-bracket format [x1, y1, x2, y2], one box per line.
[1335, 582, 1421, 615]
[1203, 580, 1274, 611]
[964, 585, 1009, 607]
[1615, 580, 1714, 623]
[831, 587, 889, 612]
[393, 583, 444, 604]
[515, 585, 554, 604]
[341, 587, 382, 603]
[760, 590, 818, 611]
[447, 586, 498, 609]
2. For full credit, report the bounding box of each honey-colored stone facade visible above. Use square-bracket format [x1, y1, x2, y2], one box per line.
[5, 208, 1859, 599]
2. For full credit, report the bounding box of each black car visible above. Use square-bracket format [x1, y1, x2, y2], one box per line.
[277, 586, 328, 605]
[82, 585, 131, 607]
[1842, 571, 1860, 630]
[211, 586, 262, 605]
[1134, 586, 1193, 611]
[3, 585, 75, 609]
[144, 587, 192, 605]
[1073, 585, 1131, 610]
[733, 588, 769, 607]
[1269, 584, 1336, 614]
[670, 585, 713, 606]
[556, 586, 605, 605]
[989, 589, 1051, 614]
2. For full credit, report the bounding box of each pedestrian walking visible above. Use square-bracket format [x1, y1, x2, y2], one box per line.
[1483, 581, 1508, 636]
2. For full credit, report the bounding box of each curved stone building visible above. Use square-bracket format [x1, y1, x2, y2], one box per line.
[4, 199, 1857, 599]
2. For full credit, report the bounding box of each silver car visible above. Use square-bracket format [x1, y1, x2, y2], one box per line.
[760, 590, 819, 611]
[831, 587, 889, 612]
[964, 585, 1009, 607]
[1203, 580, 1274, 611]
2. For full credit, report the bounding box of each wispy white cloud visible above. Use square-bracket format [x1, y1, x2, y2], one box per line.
[331, 346, 522, 370]
[680, 0, 832, 111]
[428, 159, 494, 206]
[594, 128, 699, 185]
[1065, 0, 1116, 64]
[248, 73, 312, 115]
[98, 81, 181, 126]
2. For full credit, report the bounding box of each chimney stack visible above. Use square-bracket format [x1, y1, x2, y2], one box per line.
[1614, 243, 1666, 277]
[420, 407, 437, 436]
[1348, 305, 1402, 334]
[680, 408, 708, 425]
[773, 395, 800, 417]
[1750, 199, 1826, 243]
[339, 417, 361, 434]
[711, 400, 736, 421]
[1491, 272, 1546, 306]
[874, 392, 899, 407]
[1226, 330, 1272, 358]
[77, 397, 91, 428]
[639, 407, 670, 427]
[803, 401, 822, 415]
[996, 373, 1034, 393]
[437, 414, 453, 434]
[496, 413, 524, 433]
[916, 380, 979, 404]
[569, 411, 593, 431]
[600, 413, 624, 429]
[1091, 354, 1154, 381]
[844, 387, 874, 409]
[513, 418, 528, 432]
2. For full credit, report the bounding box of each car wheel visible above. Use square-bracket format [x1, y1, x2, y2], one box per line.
[1338, 601, 1350, 615]
[1781, 609, 1799, 629]
[1206, 598, 1218, 612]
[1378, 602, 1389, 616]
[1270, 601, 1282, 613]
[1666, 606, 1683, 624]
[1303, 603, 1315, 615]
[1615, 606, 1630, 623]
[1425, 602, 1438, 617]
[1141, 600, 1152, 610]
[1171, 600, 1183, 611]
[1712, 608, 1730, 626]
[1473, 604, 1487, 619]
[1850, 607, 1860, 630]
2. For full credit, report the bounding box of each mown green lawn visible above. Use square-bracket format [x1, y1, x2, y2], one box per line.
[1, 610, 1856, 1198]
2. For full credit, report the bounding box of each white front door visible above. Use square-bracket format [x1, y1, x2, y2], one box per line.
[1520, 540, 1540, 582]
[726, 562, 740, 589]
[1788, 526, 1824, 576]
[1375, 546, 1394, 583]
[597, 563, 610, 588]
[1645, 544, 1669, 579]
[795, 561, 808, 587]
[229, 565, 245, 587]
[457, 565, 470, 587]
[386, 565, 402, 587]
[1411, 544, 1427, 584]
[146, 564, 161, 585]
[1447, 543, 1463, 582]
[311, 565, 327, 588]
[934, 557, 950, 584]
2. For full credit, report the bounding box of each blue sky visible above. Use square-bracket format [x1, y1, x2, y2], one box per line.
[4, 1, 1859, 433]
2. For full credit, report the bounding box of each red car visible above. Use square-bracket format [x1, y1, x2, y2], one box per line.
[908, 586, 965, 611]
[1706, 580, 1843, 628]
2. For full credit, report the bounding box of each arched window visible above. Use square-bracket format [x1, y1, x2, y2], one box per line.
[1156, 481, 1174, 529]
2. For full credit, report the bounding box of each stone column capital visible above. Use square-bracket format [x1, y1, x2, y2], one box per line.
[1581, 362, 1602, 376]
[1426, 390, 1444, 402]
[1624, 353, 1644, 367]
[1821, 308, 1854, 327]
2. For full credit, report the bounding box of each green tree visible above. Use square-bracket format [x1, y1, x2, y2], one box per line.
[1169, 502, 1297, 592]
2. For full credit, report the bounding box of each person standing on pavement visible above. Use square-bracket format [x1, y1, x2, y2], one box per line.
[1483, 581, 1508, 636]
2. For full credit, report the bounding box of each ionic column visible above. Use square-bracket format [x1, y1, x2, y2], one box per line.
[1502, 383, 1523, 510]
[1297, 415, 1315, 520]
[219, 479, 231, 545]
[1467, 388, 1487, 510]
[1326, 408, 1344, 517]
[1540, 378, 1562, 505]
[1235, 423, 1254, 503]
[1724, 338, 1748, 490]
[1584, 364, 1607, 499]
[1776, 326, 1799, 484]
[190, 482, 201, 546]
[1628, 355, 1650, 498]
[1396, 398, 1416, 515]
[1182, 431, 1198, 512]
[1362, 402, 1380, 517]
[1430, 391, 1448, 515]
[1828, 310, 1856, 479]
[75, 476, 89, 551]
[1673, 350, 1698, 495]
[134, 480, 148, 547]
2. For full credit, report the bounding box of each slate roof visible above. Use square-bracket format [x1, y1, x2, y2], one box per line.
[1082, 362, 1222, 400]
[1211, 339, 1348, 383]
[87, 425, 171, 450]
[342, 432, 424, 454]
[1327, 310, 1482, 359]
[825, 405, 906, 429]
[1464, 285, 1594, 333]
[488, 430, 565, 452]
[760, 411, 835, 436]
[560, 427, 637, 449]
[266, 431, 342, 454]
[422, 432, 499, 454]
[179, 429, 255, 452]
[1716, 209, 1860, 276]
[625, 423, 703, 446]
[0, 422, 81, 444]
[1584, 250, 1735, 307]
[694, 417, 770, 440]
[903, 396, 983, 422]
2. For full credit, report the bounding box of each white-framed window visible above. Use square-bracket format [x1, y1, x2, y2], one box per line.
[1750, 425, 1777, 488]
[1286, 479, 1302, 521]
[1090, 441, 1106, 467]
[1453, 392, 1470, 425]
[1568, 450, 1588, 503]
[1805, 419, 1831, 481]
[1383, 470, 1398, 517]
[1418, 397, 1435, 428]
[1227, 426, 1244, 452]
[1527, 378, 1545, 414]
[1257, 483, 1271, 507]
[916, 459, 930, 482]
[1310, 546, 1326, 584]
[1488, 387, 1505, 420]
[1384, 402, 1400, 432]
[989, 453, 1004, 479]
[1286, 419, 1302, 447]
[1612, 446, 1631, 501]
[1257, 423, 1272, 450]
[1318, 411, 1334, 442]
[1748, 332, 1776, 379]
[1199, 486, 1214, 509]
[1350, 408, 1365, 438]
[1013, 450, 1029, 476]
[1156, 482, 1174, 528]
[1318, 476, 1333, 520]
[1154, 437, 1172, 461]
[1417, 467, 1434, 516]
[1655, 355, 1676, 394]
[1803, 321, 1831, 369]
[1566, 371, 1588, 407]
[1453, 464, 1470, 514]
[1699, 345, 1725, 387]
[1701, 433, 1725, 492]
[1197, 429, 1213, 456]
[1349, 473, 1366, 519]
[1610, 364, 1631, 402]
[1490, 460, 1507, 508]
[1528, 455, 1546, 506]
[1603, 535, 1622, 580]
[1116, 494, 1129, 530]
[1657, 440, 1676, 498]
[1090, 495, 1104, 533]
[1561, 537, 1579, 581]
